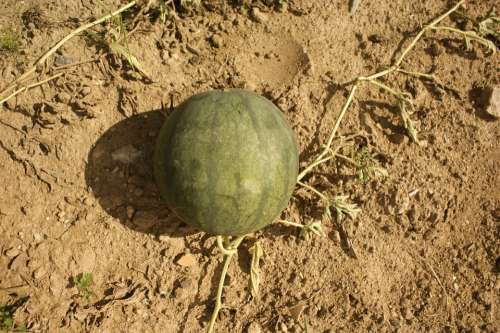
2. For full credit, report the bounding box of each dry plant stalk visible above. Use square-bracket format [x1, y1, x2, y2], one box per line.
[208, 236, 245, 333]
[0, 1, 137, 103]
[0, 73, 63, 105]
[298, 0, 497, 198]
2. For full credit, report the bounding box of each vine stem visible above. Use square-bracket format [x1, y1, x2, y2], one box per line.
[0, 73, 64, 105]
[359, 0, 466, 82]
[207, 235, 245, 333]
[297, 83, 358, 182]
[297, 0, 466, 181]
[0, 1, 137, 100]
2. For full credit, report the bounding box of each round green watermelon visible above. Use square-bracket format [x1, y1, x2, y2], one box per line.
[154, 90, 299, 236]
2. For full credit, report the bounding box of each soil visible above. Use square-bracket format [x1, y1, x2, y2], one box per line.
[1, 1, 499, 332]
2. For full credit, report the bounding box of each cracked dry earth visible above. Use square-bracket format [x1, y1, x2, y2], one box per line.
[0, 0, 499, 332]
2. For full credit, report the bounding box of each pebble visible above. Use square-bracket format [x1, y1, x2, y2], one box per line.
[111, 145, 142, 164]
[175, 253, 196, 267]
[484, 86, 500, 118]
[279, 322, 288, 333]
[491, 208, 500, 221]
[33, 266, 46, 279]
[3, 98, 16, 110]
[331, 230, 341, 244]
[54, 54, 72, 67]
[288, 303, 305, 320]
[173, 277, 195, 299]
[81, 86, 91, 96]
[33, 232, 45, 244]
[427, 41, 444, 57]
[209, 34, 222, 48]
[5, 248, 20, 258]
[390, 132, 408, 145]
[126, 206, 135, 220]
[368, 34, 386, 43]
[251, 7, 268, 23]
[56, 92, 71, 103]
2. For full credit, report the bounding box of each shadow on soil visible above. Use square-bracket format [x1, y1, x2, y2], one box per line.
[84, 110, 198, 239]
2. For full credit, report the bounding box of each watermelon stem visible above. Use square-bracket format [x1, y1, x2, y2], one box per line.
[207, 235, 245, 333]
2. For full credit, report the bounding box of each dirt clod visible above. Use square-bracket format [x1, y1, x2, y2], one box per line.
[175, 253, 196, 267]
[251, 7, 268, 23]
[209, 34, 222, 48]
[5, 247, 20, 258]
[484, 86, 500, 118]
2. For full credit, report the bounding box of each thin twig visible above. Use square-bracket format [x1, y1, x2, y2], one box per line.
[397, 68, 438, 81]
[0, 1, 137, 97]
[0, 73, 64, 106]
[278, 219, 305, 228]
[361, 0, 466, 82]
[297, 181, 329, 201]
[298, 0, 467, 181]
[365, 79, 413, 105]
[297, 84, 358, 182]
[53, 57, 101, 71]
[431, 26, 497, 52]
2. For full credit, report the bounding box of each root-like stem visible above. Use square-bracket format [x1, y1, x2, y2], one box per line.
[207, 235, 245, 333]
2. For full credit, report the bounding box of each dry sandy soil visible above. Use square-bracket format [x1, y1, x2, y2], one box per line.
[1, 0, 499, 332]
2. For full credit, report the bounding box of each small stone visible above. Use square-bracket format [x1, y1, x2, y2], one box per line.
[246, 322, 262, 333]
[173, 277, 195, 299]
[288, 304, 305, 320]
[74, 309, 87, 321]
[389, 132, 408, 145]
[126, 206, 135, 220]
[381, 224, 392, 234]
[368, 34, 386, 43]
[175, 253, 196, 267]
[33, 232, 45, 244]
[33, 266, 46, 279]
[279, 322, 288, 333]
[209, 34, 222, 48]
[5, 248, 20, 258]
[20, 206, 29, 215]
[401, 306, 413, 320]
[81, 86, 91, 96]
[56, 92, 71, 103]
[3, 98, 16, 110]
[111, 145, 142, 164]
[484, 86, 500, 118]
[423, 229, 435, 241]
[427, 41, 444, 57]
[331, 230, 341, 244]
[251, 7, 268, 23]
[159, 236, 185, 253]
[54, 54, 72, 67]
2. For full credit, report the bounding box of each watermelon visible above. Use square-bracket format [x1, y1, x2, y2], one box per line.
[154, 90, 299, 236]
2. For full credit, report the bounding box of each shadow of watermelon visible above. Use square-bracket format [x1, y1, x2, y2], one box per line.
[84, 110, 198, 239]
